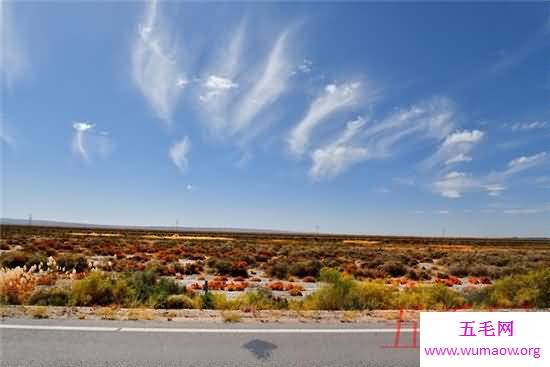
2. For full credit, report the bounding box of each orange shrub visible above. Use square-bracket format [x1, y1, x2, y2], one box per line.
[225, 282, 246, 292]
[268, 281, 285, 291]
[36, 274, 56, 286]
[0, 267, 37, 304]
[285, 283, 304, 292]
[208, 280, 226, 290]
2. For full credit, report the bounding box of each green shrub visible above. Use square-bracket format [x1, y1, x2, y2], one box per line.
[201, 290, 215, 309]
[396, 285, 465, 310]
[382, 261, 407, 277]
[28, 287, 69, 306]
[481, 269, 550, 308]
[124, 270, 182, 306]
[164, 294, 195, 309]
[70, 271, 132, 306]
[266, 262, 289, 280]
[206, 258, 248, 277]
[289, 260, 322, 278]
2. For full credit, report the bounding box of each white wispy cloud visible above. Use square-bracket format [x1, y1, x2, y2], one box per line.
[510, 121, 549, 130]
[360, 97, 455, 159]
[433, 171, 476, 198]
[169, 137, 191, 172]
[288, 81, 362, 156]
[486, 184, 506, 197]
[196, 24, 296, 142]
[131, 0, 184, 123]
[424, 129, 484, 168]
[297, 59, 312, 73]
[433, 152, 547, 198]
[504, 152, 547, 175]
[199, 75, 239, 102]
[233, 30, 293, 133]
[72, 122, 95, 160]
[0, 1, 29, 89]
[307, 96, 457, 179]
[309, 117, 369, 178]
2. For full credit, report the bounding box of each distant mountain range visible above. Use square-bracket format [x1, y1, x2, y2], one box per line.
[1, 217, 548, 240]
[0, 217, 296, 234]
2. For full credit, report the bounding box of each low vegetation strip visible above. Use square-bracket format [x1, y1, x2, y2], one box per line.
[1, 266, 549, 312]
[1, 225, 549, 314]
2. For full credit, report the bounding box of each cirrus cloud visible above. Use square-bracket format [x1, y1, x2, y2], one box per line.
[169, 137, 191, 172]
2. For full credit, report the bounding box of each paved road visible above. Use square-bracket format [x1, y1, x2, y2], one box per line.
[0, 319, 419, 367]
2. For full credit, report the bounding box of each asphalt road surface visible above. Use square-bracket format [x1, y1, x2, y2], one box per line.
[0, 319, 420, 367]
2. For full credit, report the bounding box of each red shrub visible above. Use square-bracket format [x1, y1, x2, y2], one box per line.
[268, 281, 285, 291]
[302, 276, 316, 283]
[208, 280, 226, 290]
[480, 276, 492, 285]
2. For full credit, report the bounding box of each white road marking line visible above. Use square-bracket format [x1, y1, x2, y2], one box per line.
[0, 324, 119, 332]
[0, 324, 415, 333]
[120, 328, 416, 333]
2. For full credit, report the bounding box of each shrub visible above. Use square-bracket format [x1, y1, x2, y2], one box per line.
[289, 260, 322, 278]
[70, 271, 133, 306]
[163, 294, 195, 309]
[396, 285, 465, 310]
[56, 254, 88, 273]
[0, 251, 30, 269]
[235, 289, 283, 310]
[480, 269, 550, 308]
[266, 262, 289, 280]
[303, 269, 396, 310]
[382, 261, 407, 277]
[449, 263, 469, 277]
[125, 270, 181, 306]
[0, 267, 37, 304]
[28, 287, 69, 306]
[201, 290, 215, 309]
[207, 258, 248, 277]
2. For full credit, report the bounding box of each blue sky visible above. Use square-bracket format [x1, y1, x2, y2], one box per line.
[1, 1, 549, 237]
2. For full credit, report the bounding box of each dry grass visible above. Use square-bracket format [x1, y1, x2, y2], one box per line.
[127, 308, 154, 320]
[222, 311, 242, 323]
[96, 307, 118, 320]
[30, 306, 49, 319]
[341, 310, 359, 323]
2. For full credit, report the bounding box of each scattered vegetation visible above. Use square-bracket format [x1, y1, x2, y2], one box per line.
[1, 225, 549, 312]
